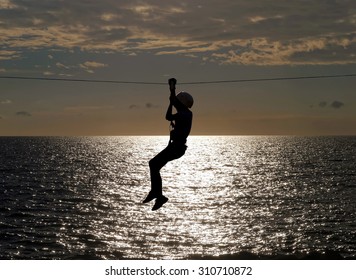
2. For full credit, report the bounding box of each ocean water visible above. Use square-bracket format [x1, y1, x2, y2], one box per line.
[0, 136, 355, 260]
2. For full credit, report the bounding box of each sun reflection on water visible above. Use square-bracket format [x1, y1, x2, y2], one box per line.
[69, 136, 354, 259]
[1, 136, 355, 259]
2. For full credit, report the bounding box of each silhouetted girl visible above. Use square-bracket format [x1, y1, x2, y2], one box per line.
[143, 78, 193, 210]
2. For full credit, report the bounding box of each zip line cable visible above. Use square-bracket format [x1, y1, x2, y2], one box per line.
[0, 76, 165, 85]
[180, 73, 356, 85]
[0, 73, 356, 85]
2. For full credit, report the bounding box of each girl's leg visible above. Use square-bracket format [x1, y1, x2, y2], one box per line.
[143, 147, 170, 203]
[149, 156, 165, 196]
[143, 144, 186, 204]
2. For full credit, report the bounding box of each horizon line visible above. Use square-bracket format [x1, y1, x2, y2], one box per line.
[1, 134, 355, 137]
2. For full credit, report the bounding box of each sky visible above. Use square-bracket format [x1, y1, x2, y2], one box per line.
[0, 0, 356, 136]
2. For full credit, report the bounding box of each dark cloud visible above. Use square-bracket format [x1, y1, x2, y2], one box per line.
[315, 100, 345, 109]
[330, 100, 345, 109]
[84, 27, 132, 44]
[1, 0, 355, 65]
[145, 103, 158, 109]
[16, 111, 32, 117]
[129, 103, 158, 109]
[319, 101, 328, 108]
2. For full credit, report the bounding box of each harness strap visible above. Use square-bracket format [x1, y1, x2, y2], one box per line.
[168, 121, 175, 144]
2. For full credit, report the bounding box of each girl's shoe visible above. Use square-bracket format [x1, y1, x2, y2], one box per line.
[152, 195, 168, 211]
[142, 191, 157, 203]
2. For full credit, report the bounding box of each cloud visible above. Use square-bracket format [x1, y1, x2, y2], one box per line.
[0, 50, 21, 60]
[330, 100, 345, 109]
[51, 61, 108, 74]
[129, 103, 158, 109]
[0, 0, 18, 9]
[1, 0, 355, 65]
[315, 100, 345, 109]
[319, 101, 328, 108]
[43, 71, 55, 76]
[56, 62, 71, 69]
[80, 61, 108, 68]
[16, 111, 32, 117]
[145, 102, 158, 109]
[79, 61, 108, 73]
[63, 105, 114, 114]
[0, 99, 12, 104]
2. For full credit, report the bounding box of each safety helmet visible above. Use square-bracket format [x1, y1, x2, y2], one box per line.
[176, 91, 194, 108]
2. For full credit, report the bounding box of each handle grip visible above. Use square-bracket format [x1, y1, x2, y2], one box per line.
[168, 78, 177, 87]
